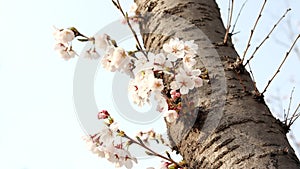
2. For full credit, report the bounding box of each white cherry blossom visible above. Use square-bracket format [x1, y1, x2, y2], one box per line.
[163, 110, 178, 123]
[153, 53, 172, 71]
[132, 52, 155, 75]
[103, 143, 137, 169]
[83, 48, 100, 60]
[83, 136, 107, 158]
[101, 46, 115, 71]
[181, 66, 203, 88]
[170, 73, 195, 95]
[163, 38, 185, 58]
[136, 70, 154, 97]
[183, 53, 196, 68]
[94, 33, 110, 50]
[194, 76, 203, 88]
[150, 78, 164, 92]
[96, 122, 119, 146]
[53, 27, 75, 44]
[101, 47, 130, 72]
[183, 40, 198, 54]
[111, 47, 128, 69]
[154, 94, 168, 113]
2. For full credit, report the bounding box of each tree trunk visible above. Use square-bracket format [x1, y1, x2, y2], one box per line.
[134, 0, 300, 168]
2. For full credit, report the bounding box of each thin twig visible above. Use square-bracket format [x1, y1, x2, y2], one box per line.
[226, 0, 231, 29]
[114, 0, 148, 58]
[285, 87, 295, 125]
[231, 0, 248, 34]
[123, 134, 182, 167]
[286, 16, 300, 60]
[247, 61, 258, 92]
[241, 0, 268, 63]
[223, 0, 234, 44]
[274, 16, 300, 60]
[288, 103, 300, 127]
[244, 8, 291, 66]
[261, 34, 300, 95]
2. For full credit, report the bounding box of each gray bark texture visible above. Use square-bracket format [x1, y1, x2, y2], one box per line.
[134, 0, 300, 168]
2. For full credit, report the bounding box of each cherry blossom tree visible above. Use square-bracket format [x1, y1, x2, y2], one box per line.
[53, 0, 300, 168]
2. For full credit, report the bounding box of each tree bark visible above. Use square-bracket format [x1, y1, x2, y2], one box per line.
[134, 0, 300, 168]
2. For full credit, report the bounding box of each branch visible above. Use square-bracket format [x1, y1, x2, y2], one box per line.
[114, 0, 148, 58]
[274, 14, 300, 60]
[241, 0, 268, 63]
[284, 87, 295, 125]
[231, 0, 248, 35]
[247, 61, 259, 93]
[261, 34, 300, 95]
[123, 134, 183, 168]
[244, 8, 291, 66]
[223, 0, 234, 44]
[288, 103, 300, 128]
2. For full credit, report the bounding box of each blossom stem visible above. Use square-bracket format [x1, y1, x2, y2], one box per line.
[114, 0, 148, 59]
[123, 134, 182, 167]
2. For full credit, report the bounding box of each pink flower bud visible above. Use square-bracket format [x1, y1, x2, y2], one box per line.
[170, 89, 177, 95]
[175, 92, 181, 98]
[98, 110, 110, 119]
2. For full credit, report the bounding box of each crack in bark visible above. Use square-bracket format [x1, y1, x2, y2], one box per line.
[212, 161, 223, 169]
[213, 145, 240, 163]
[262, 143, 281, 147]
[199, 135, 221, 154]
[234, 153, 255, 165]
[214, 137, 235, 152]
[215, 118, 265, 133]
[198, 156, 206, 167]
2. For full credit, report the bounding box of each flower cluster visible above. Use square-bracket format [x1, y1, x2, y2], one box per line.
[53, 25, 203, 123]
[127, 37, 203, 123]
[84, 110, 137, 169]
[53, 26, 77, 60]
[136, 128, 164, 145]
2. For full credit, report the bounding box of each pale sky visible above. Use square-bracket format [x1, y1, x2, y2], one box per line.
[0, 0, 299, 169]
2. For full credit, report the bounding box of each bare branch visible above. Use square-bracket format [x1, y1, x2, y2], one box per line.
[247, 62, 255, 82]
[247, 61, 259, 93]
[275, 14, 300, 60]
[223, 0, 234, 44]
[231, 0, 248, 35]
[284, 87, 295, 125]
[288, 103, 300, 128]
[241, 0, 268, 63]
[114, 0, 148, 58]
[244, 8, 291, 66]
[262, 34, 300, 95]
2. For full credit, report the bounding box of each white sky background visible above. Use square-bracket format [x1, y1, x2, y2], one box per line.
[0, 0, 299, 169]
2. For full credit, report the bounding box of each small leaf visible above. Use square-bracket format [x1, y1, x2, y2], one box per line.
[126, 140, 133, 146]
[136, 136, 144, 145]
[128, 51, 134, 56]
[179, 160, 187, 166]
[166, 151, 171, 159]
[168, 166, 176, 169]
[118, 130, 125, 137]
[77, 38, 89, 42]
[111, 40, 118, 47]
[145, 151, 155, 156]
[69, 27, 80, 37]
[108, 117, 114, 124]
